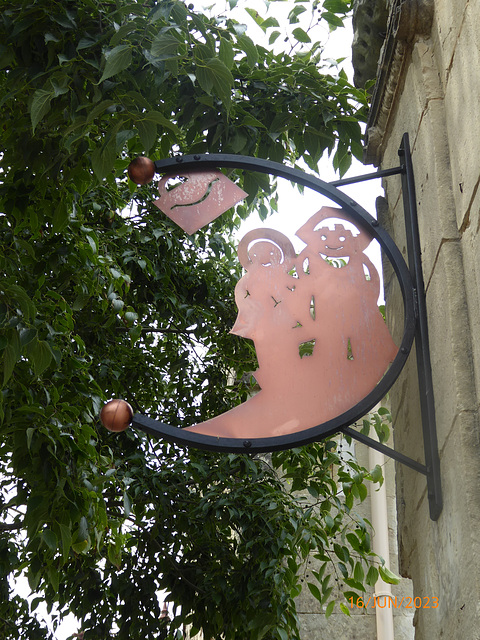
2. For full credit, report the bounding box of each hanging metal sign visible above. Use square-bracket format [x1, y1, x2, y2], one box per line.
[100, 135, 443, 521]
[101, 152, 416, 453]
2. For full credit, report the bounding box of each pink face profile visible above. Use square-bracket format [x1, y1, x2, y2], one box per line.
[248, 241, 283, 267]
[237, 228, 296, 272]
[315, 225, 355, 257]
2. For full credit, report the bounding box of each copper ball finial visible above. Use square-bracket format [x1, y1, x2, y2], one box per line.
[127, 157, 156, 185]
[100, 399, 133, 432]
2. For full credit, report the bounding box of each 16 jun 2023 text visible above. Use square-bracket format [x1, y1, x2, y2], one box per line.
[349, 596, 439, 609]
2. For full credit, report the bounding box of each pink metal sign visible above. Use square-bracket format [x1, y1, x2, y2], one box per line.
[183, 205, 398, 439]
[153, 169, 247, 235]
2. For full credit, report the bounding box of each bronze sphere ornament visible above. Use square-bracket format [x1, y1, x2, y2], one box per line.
[98, 134, 442, 520]
[127, 156, 156, 185]
[100, 399, 133, 432]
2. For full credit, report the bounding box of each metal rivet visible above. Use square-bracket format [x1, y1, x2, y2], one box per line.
[401, 347, 408, 354]
[194, 154, 201, 160]
[349, 200, 356, 207]
[243, 440, 252, 448]
[371, 219, 379, 227]
[176, 156, 183, 163]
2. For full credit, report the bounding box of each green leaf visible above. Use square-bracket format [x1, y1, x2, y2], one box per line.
[123, 491, 132, 517]
[195, 63, 213, 94]
[379, 566, 401, 585]
[354, 561, 364, 584]
[72, 293, 91, 311]
[20, 328, 37, 347]
[151, 32, 181, 59]
[77, 35, 99, 50]
[30, 88, 53, 132]
[370, 464, 383, 483]
[124, 311, 138, 325]
[346, 532, 361, 553]
[48, 566, 60, 593]
[129, 324, 143, 344]
[6, 284, 36, 320]
[26, 427, 34, 451]
[374, 420, 390, 443]
[339, 602, 351, 616]
[108, 543, 121, 569]
[325, 600, 335, 618]
[30, 596, 43, 613]
[263, 17, 280, 30]
[324, 514, 334, 529]
[307, 582, 322, 601]
[98, 45, 132, 83]
[357, 482, 368, 501]
[50, 76, 69, 98]
[29, 339, 53, 376]
[3, 343, 18, 386]
[42, 529, 58, 552]
[292, 28, 311, 43]
[288, 5, 307, 23]
[245, 8, 265, 29]
[52, 201, 70, 232]
[268, 31, 281, 45]
[77, 516, 89, 542]
[366, 566, 379, 587]
[322, 11, 345, 30]
[91, 137, 117, 181]
[112, 298, 124, 312]
[277, 629, 288, 640]
[219, 37, 234, 69]
[2, 329, 20, 385]
[59, 523, 72, 564]
[143, 110, 180, 134]
[72, 539, 90, 553]
[198, 58, 234, 108]
[136, 119, 157, 153]
[324, 0, 350, 11]
[237, 34, 258, 68]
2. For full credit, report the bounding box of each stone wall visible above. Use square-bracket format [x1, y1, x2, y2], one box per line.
[361, 1, 480, 638]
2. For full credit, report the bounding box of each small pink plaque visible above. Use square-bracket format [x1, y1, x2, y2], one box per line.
[153, 170, 247, 235]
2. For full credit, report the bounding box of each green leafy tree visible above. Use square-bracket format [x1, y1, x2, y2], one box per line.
[0, 1, 392, 638]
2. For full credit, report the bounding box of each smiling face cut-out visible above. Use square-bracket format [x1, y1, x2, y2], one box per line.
[314, 224, 355, 258]
[248, 241, 284, 267]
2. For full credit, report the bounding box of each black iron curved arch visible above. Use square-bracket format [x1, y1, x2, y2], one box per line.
[129, 153, 417, 454]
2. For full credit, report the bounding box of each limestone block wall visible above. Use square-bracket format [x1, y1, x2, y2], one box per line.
[363, 1, 480, 638]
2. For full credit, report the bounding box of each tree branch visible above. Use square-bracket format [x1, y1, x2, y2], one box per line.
[0, 521, 23, 532]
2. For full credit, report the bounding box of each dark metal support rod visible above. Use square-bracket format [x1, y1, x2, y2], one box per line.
[341, 427, 428, 475]
[329, 166, 404, 187]
[399, 133, 443, 520]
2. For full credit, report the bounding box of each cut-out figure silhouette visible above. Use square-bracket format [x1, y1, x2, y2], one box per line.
[230, 229, 314, 388]
[186, 207, 398, 439]
[296, 207, 398, 406]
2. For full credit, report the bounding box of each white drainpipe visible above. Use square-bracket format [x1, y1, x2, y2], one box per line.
[368, 434, 395, 640]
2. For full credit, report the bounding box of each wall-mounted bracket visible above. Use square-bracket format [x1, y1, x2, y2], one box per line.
[330, 133, 442, 521]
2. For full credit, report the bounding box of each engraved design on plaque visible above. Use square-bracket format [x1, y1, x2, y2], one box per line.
[153, 169, 247, 235]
